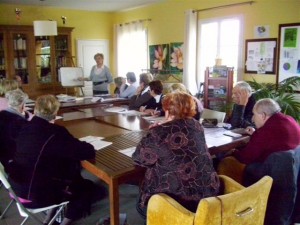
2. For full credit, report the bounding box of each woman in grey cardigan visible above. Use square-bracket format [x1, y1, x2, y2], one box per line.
[79, 53, 113, 95]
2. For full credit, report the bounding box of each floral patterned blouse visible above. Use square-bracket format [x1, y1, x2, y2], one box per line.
[132, 118, 220, 212]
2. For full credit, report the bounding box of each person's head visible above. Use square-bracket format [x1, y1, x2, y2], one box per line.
[252, 98, 281, 129]
[94, 53, 104, 66]
[126, 72, 136, 83]
[34, 95, 60, 122]
[139, 73, 153, 88]
[5, 89, 28, 113]
[162, 92, 196, 120]
[232, 81, 252, 104]
[169, 83, 192, 95]
[149, 80, 163, 96]
[114, 77, 124, 88]
[0, 79, 19, 97]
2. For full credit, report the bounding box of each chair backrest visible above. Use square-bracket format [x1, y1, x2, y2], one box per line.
[257, 146, 300, 225]
[201, 108, 226, 123]
[194, 175, 273, 225]
[0, 162, 10, 189]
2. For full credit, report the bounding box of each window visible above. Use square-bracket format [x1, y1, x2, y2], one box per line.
[197, 16, 243, 83]
[115, 22, 148, 78]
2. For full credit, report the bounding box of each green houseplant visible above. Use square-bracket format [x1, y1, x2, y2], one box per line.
[247, 76, 300, 122]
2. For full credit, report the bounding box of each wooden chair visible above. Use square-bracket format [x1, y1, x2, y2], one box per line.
[147, 175, 273, 225]
[0, 162, 69, 225]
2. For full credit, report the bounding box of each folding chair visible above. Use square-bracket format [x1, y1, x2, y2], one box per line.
[0, 162, 69, 225]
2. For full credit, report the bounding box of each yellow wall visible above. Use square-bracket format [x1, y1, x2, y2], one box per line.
[1, 0, 300, 84]
[0, 4, 113, 69]
[113, 0, 300, 83]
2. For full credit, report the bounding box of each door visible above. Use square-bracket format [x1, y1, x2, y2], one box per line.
[77, 39, 109, 77]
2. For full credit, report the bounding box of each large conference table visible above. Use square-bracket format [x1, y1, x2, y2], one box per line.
[57, 105, 250, 225]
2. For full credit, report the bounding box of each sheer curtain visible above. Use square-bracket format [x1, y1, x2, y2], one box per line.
[114, 21, 148, 78]
[183, 9, 198, 95]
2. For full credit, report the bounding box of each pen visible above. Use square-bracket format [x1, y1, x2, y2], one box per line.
[154, 107, 158, 114]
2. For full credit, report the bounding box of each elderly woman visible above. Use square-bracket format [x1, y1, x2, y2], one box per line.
[0, 79, 19, 111]
[169, 83, 204, 120]
[8, 95, 96, 225]
[119, 72, 138, 98]
[132, 92, 220, 220]
[0, 89, 28, 168]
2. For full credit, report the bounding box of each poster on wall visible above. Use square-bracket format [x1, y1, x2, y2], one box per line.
[170, 42, 183, 72]
[149, 44, 169, 71]
[277, 23, 300, 85]
[245, 38, 277, 74]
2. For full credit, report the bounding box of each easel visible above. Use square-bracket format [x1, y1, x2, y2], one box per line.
[62, 52, 84, 97]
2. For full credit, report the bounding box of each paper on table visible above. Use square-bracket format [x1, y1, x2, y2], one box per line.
[119, 110, 145, 116]
[118, 147, 136, 157]
[105, 107, 127, 113]
[90, 140, 112, 151]
[79, 136, 111, 150]
[143, 116, 165, 122]
[79, 136, 104, 142]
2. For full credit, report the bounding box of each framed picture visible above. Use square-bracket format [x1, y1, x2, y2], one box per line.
[277, 23, 300, 83]
[149, 44, 169, 71]
[244, 38, 277, 74]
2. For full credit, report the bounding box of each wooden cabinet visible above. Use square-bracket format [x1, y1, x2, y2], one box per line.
[203, 66, 233, 113]
[0, 25, 74, 98]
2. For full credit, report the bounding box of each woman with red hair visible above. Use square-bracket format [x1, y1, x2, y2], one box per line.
[132, 92, 219, 221]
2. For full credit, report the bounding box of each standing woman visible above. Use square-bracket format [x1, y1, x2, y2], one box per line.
[132, 92, 219, 221]
[79, 53, 113, 95]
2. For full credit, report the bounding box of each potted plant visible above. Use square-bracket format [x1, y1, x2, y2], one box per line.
[247, 76, 300, 122]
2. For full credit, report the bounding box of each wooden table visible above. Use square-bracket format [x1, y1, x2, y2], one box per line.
[58, 97, 130, 113]
[58, 112, 249, 225]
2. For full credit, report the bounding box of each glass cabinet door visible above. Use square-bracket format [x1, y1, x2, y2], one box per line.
[12, 33, 29, 84]
[55, 35, 69, 82]
[0, 33, 6, 79]
[35, 37, 52, 83]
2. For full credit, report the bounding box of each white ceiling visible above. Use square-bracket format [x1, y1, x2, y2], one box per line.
[0, 0, 164, 12]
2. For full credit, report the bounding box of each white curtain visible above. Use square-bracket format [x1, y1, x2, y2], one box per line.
[114, 21, 148, 78]
[183, 9, 198, 95]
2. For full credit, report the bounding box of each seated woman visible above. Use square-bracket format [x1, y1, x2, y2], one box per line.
[0, 79, 19, 111]
[169, 83, 204, 120]
[139, 80, 164, 115]
[0, 89, 29, 169]
[113, 76, 127, 95]
[8, 95, 97, 225]
[119, 72, 138, 98]
[132, 92, 220, 221]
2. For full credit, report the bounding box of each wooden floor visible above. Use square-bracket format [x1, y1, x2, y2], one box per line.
[0, 170, 145, 225]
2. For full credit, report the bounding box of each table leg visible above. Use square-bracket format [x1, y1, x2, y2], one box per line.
[109, 179, 120, 225]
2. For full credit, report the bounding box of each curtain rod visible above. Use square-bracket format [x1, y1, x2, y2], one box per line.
[192, 1, 255, 13]
[119, 18, 151, 26]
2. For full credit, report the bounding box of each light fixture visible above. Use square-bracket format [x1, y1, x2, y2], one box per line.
[33, 21, 57, 36]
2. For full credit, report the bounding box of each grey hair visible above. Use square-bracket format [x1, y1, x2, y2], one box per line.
[234, 81, 252, 94]
[126, 72, 136, 82]
[139, 73, 153, 85]
[5, 89, 28, 109]
[254, 98, 281, 116]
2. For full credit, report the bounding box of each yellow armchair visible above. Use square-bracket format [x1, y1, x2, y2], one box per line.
[147, 175, 273, 225]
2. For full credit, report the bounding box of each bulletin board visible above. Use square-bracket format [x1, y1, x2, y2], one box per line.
[59, 67, 84, 87]
[277, 23, 300, 83]
[244, 38, 277, 74]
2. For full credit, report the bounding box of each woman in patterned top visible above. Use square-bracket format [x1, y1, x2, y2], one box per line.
[132, 92, 220, 220]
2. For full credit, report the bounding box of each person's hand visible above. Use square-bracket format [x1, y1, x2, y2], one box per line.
[245, 126, 255, 135]
[149, 121, 162, 129]
[139, 105, 147, 112]
[151, 109, 160, 116]
[136, 85, 143, 95]
[238, 89, 250, 106]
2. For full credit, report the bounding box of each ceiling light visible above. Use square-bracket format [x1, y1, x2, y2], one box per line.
[33, 21, 57, 36]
